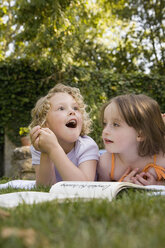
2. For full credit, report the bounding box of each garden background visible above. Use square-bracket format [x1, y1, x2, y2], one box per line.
[0, 1, 165, 247]
[0, 0, 165, 176]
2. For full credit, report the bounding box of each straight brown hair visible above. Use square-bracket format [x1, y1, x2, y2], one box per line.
[101, 94, 165, 156]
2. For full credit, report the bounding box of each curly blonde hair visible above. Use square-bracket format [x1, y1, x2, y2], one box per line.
[29, 83, 92, 136]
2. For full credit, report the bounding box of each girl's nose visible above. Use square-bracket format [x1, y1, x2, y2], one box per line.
[103, 125, 110, 134]
[68, 109, 75, 115]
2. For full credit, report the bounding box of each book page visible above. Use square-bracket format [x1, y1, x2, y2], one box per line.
[145, 185, 165, 190]
[50, 181, 165, 198]
[50, 181, 125, 199]
[0, 182, 123, 208]
[0, 181, 164, 208]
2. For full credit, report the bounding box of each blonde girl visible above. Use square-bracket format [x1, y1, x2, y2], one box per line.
[30, 84, 99, 186]
[98, 94, 165, 185]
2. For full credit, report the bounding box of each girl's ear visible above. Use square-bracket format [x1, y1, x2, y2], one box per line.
[137, 131, 144, 142]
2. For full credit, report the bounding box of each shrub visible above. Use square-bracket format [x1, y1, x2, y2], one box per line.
[0, 59, 165, 149]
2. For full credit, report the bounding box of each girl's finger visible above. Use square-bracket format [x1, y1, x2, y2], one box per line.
[30, 128, 41, 144]
[127, 168, 139, 178]
[120, 167, 132, 181]
[40, 127, 53, 134]
[132, 177, 143, 185]
[30, 125, 40, 136]
[135, 174, 148, 185]
[122, 167, 132, 176]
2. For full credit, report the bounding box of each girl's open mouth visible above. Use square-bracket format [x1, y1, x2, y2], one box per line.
[65, 119, 77, 128]
[104, 138, 113, 143]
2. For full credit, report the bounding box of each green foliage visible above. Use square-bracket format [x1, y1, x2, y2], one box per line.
[0, 59, 164, 148]
[1, 0, 164, 74]
[0, 58, 56, 146]
[106, 0, 165, 74]
[0, 0, 77, 62]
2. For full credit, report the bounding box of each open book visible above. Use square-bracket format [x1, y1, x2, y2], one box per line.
[0, 181, 165, 208]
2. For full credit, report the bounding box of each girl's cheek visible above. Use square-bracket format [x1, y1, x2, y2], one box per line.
[102, 130, 106, 139]
[102, 126, 109, 135]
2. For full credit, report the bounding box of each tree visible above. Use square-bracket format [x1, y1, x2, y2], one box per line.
[105, 0, 165, 74]
[0, 0, 77, 64]
[0, 0, 164, 73]
[0, 0, 18, 59]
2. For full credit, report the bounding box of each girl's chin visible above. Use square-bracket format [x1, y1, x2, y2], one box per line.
[59, 134, 80, 143]
[104, 146, 114, 153]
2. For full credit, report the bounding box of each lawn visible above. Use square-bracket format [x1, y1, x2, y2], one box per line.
[0, 180, 164, 248]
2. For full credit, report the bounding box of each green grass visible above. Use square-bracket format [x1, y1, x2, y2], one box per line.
[0, 180, 164, 248]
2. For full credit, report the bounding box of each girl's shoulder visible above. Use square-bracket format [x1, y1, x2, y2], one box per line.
[156, 153, 165, 167]
[78, 135, 97, 145]
[71, 136, 99, 162]
[100, 151, 112, 161]
[97, 152, 113, 181]
[99, 152, 113, 170]
[76, 135, 99, 151]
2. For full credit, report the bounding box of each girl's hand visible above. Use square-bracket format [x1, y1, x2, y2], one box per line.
[30, 125, 41, 151]
[38, 127, 59, 154]
[132, 172, 157, 185]
[122, 168, 139, 183]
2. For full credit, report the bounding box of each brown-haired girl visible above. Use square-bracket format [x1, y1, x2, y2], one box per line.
[98, 94, 165, 185]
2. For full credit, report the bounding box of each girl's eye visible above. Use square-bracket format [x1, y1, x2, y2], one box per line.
[113, 122, 119, 127]
[73, 106, 79, 111]
[103, 122, 107, 127]
[58, 106, 64, 111]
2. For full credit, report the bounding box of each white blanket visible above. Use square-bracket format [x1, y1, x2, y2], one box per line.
[0, 180, 36, 190]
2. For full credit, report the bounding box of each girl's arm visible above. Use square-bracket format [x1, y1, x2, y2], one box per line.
[35, 152, 56, 186]
[97, 152, 111, 181]
[49, 145, 97, 181]
[30, 125, 41, 151]
[31, 127, 97, 184]
[40, 129, 97, 181]
[30, 126, 56, 186]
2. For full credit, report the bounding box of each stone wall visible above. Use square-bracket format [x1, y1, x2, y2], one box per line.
[4, 134, 16, 177]
[4, 134, 35, 179]
[11, 146, 35, 180]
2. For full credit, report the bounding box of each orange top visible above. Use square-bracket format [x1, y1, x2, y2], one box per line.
[110, 153, 165, 182]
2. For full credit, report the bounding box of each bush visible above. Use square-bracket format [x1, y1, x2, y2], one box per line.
[0, 59, 165, 149]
